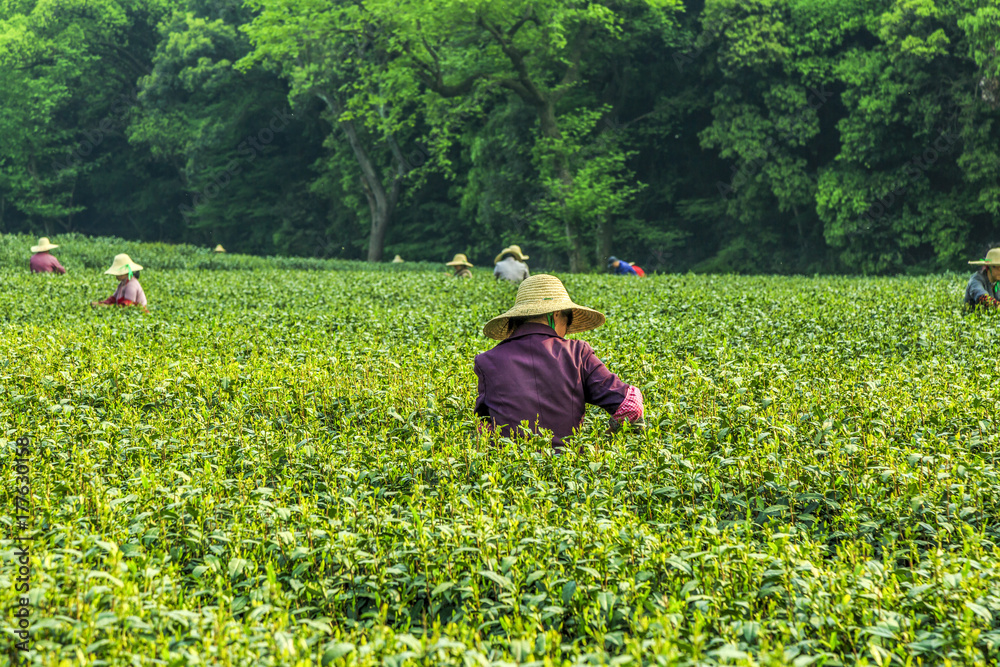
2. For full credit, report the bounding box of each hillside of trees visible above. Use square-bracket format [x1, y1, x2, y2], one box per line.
[1, 0, 998, 273]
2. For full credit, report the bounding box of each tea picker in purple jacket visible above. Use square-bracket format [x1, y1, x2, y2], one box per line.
[474, 274, 644, 448]
[29, 237, 67, 274]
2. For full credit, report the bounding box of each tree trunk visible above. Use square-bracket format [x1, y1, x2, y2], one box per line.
[595, 218, 612, 269]
[565, 218, 586, 272]
[367, 205, 390, 262]
[318, 91, 396, 263]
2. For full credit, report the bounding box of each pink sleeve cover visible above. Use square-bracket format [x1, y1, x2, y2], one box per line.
[611, 385, 644, 423]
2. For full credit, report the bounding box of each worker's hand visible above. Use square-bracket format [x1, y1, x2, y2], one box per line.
[607, 417, 646, 435]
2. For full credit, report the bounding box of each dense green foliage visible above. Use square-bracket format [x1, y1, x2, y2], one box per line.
[0, 0, 998, 271]
[4, 236, 1000, 664]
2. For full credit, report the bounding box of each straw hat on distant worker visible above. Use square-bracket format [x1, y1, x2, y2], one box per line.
[474, 274, 644, 449]
[104, 253, 143, 276]
[29, 237, 67, 274]
[214, 244, 226, 253]
[31, 237, 59, 253]
[446, 253, 473, 278]
[967, 248, 1000, 266]
[494, 244, 529, 264]
[447, 253, 473, 267]
[392, 254, 405, 263]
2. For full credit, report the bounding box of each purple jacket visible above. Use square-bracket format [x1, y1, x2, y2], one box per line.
[474, 322, 630, 446]
[30, 252, 66, 274]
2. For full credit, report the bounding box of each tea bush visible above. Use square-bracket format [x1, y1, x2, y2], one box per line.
[2, 244, 999, 666]
[2, 234, 438, 272]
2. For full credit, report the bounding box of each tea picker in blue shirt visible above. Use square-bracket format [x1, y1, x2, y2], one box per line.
[607, 256, 638, 276]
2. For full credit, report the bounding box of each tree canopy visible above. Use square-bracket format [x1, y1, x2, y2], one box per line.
[1, 0, 997, 273]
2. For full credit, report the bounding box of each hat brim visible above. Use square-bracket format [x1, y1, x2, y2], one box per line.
[31, 244, 58, 252]
[494, 251, 529, 264]
[105, 263, 143, 275]
[483, 299, 605, 340]
[446, 261, 473, 267]
[969, 261, 1000, 266]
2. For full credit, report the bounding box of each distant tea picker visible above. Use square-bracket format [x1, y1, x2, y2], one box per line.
[29, 237, 67, 274]
[607, 256, 644, 277]
[494, 245, 530, 284]
[474, 275, 645, 450]
[446, 253, 473, 278]
[91, 254, 148, 312]
[965, 248, 1000, 309]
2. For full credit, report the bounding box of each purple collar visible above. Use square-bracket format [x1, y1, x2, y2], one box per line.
[501, 321, 563, 342]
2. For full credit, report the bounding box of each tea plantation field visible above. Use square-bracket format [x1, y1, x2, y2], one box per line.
[3, 236, 1000, 666]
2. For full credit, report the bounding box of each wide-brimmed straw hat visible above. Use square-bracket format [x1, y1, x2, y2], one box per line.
[392, 254, 404, 263]
[494, 245, 529, 264]
[104, 253, 143, 276]
[483, 274, 606, 340]
[446, 253, 473, 267]
[31, 237, 59, 253]
[969, 248, 1000, 266]
[214, 244, 226, 253]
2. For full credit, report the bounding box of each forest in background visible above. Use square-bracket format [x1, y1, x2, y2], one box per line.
[0, 0, 998, 273]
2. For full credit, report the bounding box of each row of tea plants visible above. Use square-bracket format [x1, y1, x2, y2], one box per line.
[1, 242, 999, 665]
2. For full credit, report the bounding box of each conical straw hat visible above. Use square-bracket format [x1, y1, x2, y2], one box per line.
[104, 253, 143, 276]
[30, 237, 59, 253]
[392, 254, 404, 263]
[494, 244, 529, 264]
[969, 248, 1000, 266]
[483, 274, 605, 340]
[446, 253, 473, 267]
[214, 244, 226, 253]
